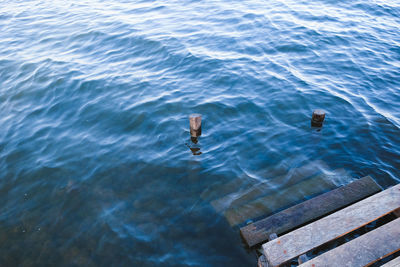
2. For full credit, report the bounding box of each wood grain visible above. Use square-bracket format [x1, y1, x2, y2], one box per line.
[224, 171, 338, 226]
[240, 176, 381, 247]
[263, 184, 400, 267]
[299, 218, 400, 267]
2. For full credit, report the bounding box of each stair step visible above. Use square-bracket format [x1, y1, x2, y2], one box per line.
[240, 175, 381, 247]
[299, 218, 400, 267]
[223, 169, 347, 226]
[200, 166, 289, 202]
[200, 176, 256, 202]
[267, 183, 400, 267]
[211, 160, 330, 213]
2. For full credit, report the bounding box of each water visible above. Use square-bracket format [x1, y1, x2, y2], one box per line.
[1, 0, 399, 266]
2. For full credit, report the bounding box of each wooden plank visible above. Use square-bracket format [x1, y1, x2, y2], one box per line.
[240, 176, 381, 247]
[211, 161, 329, 212]
[224, 171, 338, 226]
[381, 256, 400, 267]
[200, 164, 292, 202]
[263, 183, 400, 267]
[299, 218, 400, 267]
[393, 207, 400, 217]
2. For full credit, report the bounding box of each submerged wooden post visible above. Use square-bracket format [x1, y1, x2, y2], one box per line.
[311, 109, 325, 127]
[189, 114, 202, 137]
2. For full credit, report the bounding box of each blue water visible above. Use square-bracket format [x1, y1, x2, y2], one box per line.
[1, 0, 399, 266]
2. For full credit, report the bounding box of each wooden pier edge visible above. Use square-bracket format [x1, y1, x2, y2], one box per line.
[262, 183, 400, 267]
[299, 218, 400, 267]
[240, 176, 381, 247]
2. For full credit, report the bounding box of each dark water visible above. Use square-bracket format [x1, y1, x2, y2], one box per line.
[1, 0, 399, 266]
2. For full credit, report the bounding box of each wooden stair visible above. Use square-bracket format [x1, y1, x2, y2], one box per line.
[210, 161, 329, 213]
[224, 170, 340, 226]
[201, 160, 355, 227]
[299, 218, 400, 266]
[240, 175, 381, 247]
[260, 182, 400, 267]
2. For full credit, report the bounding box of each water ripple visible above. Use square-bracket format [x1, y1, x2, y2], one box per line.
[1, 0, 400, 266]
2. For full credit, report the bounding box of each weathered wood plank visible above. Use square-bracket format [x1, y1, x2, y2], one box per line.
[299, 218, 400, 267]
[393, 207, 400, 218]
[200, 166, 289, 202]
[211, 161, 329, 212]
[381, 256, 400, 267]
[224, 171, 338, 226]
[263, 184, 400, 267]
[200, 164, 295, 202]
[240, 176, 381, 247]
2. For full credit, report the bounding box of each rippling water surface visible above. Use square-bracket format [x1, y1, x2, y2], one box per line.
[1, 0, 400, 266]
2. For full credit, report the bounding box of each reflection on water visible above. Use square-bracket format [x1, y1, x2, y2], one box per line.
[187, 137, 202, 156]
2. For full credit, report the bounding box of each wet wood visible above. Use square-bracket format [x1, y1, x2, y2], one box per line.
[200, 177, 254, 201]
[262, 183, 400, 267]
[240, 176, 381, 247]
[201, 165, 289, 202]
[189, 114, 202, 137]
[381, 255, 400, 267]
[199, 168, 291, 202]
[393, 207, 400, 217]
[311, 109, 325, 127]
[299, 218, 400, 267]
[258, 255, 269, 267]
[269, 233, 278, 241]
[298, 254, 308, 265]
[224, 171, 338, 226]
[211, 161, 329, 213]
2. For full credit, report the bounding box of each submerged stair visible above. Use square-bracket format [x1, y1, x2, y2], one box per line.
[202, 160, 353, 227]
[210, 161, 330, 213]
[240, 175, 381, 247]
[257, 180, 400, 267]
[223, 170, 341, 226]
[203, 160, 400, 266]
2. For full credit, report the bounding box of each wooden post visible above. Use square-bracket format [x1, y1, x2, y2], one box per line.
[189, 114, 202, 137]
[311, 109, 325, 127]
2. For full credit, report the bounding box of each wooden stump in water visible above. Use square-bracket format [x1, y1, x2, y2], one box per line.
[189, 114, 202, 137]
[311, 109, 325, 127]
